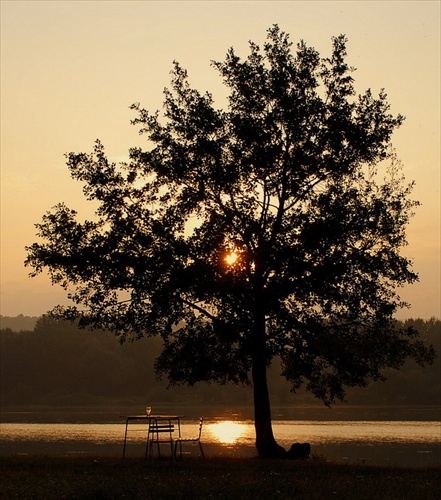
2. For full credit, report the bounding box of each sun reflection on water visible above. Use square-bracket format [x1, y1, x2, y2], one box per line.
[206, 421, 249, 444]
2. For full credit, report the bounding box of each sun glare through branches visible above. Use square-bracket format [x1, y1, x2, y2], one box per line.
[225, 252, 238, 266]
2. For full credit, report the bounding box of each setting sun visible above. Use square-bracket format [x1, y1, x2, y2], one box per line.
[225, 252, 238, 266]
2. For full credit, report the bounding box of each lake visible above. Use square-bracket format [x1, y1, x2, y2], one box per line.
[1, 406, 440, 467]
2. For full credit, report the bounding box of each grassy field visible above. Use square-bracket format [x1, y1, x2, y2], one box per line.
[1, 455, 440, 499]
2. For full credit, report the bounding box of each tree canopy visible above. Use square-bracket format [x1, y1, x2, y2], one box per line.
[26, 26, 435, 457]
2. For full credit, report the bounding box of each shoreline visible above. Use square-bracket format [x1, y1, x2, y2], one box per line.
[2, 436, 439, 468]
[2, 406, 440, 467]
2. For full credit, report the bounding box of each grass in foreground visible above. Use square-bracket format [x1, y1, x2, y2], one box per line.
[1, 455, 440, 500]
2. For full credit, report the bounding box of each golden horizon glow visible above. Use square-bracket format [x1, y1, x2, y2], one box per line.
[207, 421, 248, 444]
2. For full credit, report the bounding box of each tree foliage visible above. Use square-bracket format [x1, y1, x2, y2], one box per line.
[26, 26, 435, 456]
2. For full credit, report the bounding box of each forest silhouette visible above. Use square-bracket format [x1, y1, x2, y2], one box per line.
[1, 316, 439, 409]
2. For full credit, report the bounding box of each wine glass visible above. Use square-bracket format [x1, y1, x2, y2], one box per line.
[146, 406, 152, 417]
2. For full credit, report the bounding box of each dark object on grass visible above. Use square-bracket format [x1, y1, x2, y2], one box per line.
[286, 443, 311, 460]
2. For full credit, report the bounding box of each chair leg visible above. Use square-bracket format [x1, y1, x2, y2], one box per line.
[199, 441, 205, 458]
[122, 422, 129, 459]
[147, 439, 154, 459]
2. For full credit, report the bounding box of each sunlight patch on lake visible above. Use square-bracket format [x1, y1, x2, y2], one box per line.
[206, 421, 249, 444]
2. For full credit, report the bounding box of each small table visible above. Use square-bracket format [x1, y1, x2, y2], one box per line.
[122, 415, 182, 459]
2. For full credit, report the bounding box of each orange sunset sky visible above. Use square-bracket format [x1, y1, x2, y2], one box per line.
[1, 1, 440, 319]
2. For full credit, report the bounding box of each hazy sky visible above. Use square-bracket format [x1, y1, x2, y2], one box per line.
[1, 1, 440, 319]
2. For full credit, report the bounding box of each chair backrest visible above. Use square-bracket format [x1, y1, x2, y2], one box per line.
[150, 422, 175, 432]
[148, 420, 175, 439]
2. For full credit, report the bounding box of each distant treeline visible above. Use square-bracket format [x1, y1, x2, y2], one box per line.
[0, 316, 439, 408]
[0, 315, 39, 332]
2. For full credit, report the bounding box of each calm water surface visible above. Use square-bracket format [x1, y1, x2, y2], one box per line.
[1, 415, 440, 467]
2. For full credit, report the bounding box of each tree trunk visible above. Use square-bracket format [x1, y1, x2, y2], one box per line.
[252, 297, 286, 458]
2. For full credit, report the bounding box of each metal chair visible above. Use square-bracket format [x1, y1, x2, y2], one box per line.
[147, 418, 175, 459]
[174, 417, 205, 459]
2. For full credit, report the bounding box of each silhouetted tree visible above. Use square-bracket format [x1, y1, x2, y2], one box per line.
[26, 26, 435, 457]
